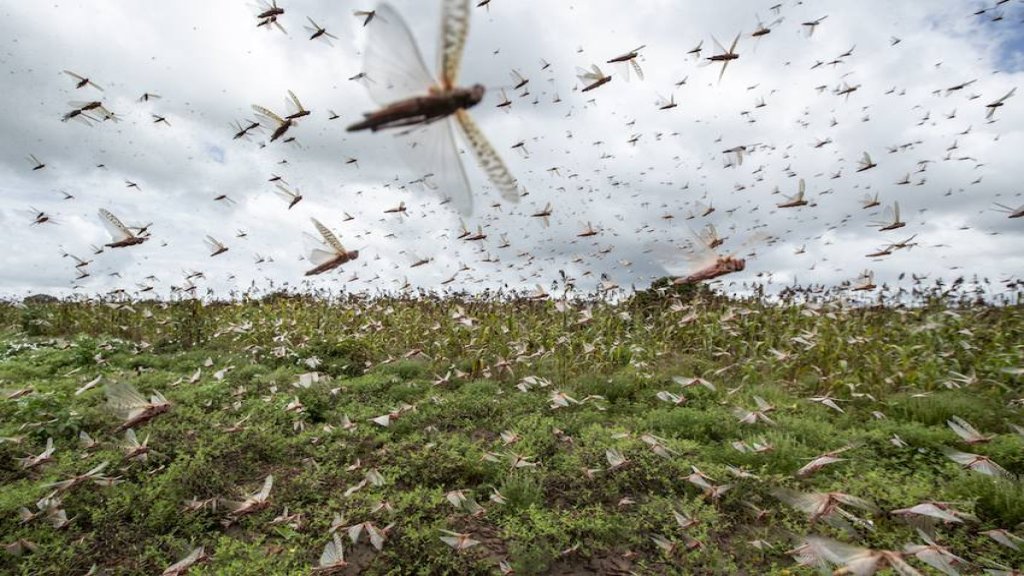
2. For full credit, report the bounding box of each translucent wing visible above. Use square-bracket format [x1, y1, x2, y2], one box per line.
[576, 65, 604, 83]
[455, 109, 520, 203]
[256, 474, 274, 501]
[712, 35, 727, 55]
[311, 248, 338, 265]
[163, 547, 204, 575]
[303, 232, 339, 264]
[362, 3, 437, 106]
[105, 380, 148, 416]
[98, 209, 132, 241]
[311, 218, 345, 253]
[286, 90, 305, 115]
[252, 105, 285, 127]
[319, 532, 345, 566]
[651, 238, 717, 277]
[438, 0, 471, 88]
[400, 118, 473, 215]
[275, 184, 297, 201]
[631, 59, 644, 81]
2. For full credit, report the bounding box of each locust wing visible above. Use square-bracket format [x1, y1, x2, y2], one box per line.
[455, 109, 520, 204]
[252, 105, 286, 128]
[318, 532, 346, 567]
[362, 3, 437, 106]
[438, 0, 471, 89]
[286, 90, 306, 116]
[98, 209, 133, 242]
[105, 380, 149, 419]
[400, 118, 474, 215]
[311, 218, 346, 253]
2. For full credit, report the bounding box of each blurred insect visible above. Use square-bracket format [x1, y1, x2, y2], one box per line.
[799, 536, 919, 576]
[777, 179, 809, 208]
[705, 34, 741, 82]
[283, 90, 310, 120]
[509, 68, 529, 90]
[353, 9, 378, 26]
[856, 151, 877, 172]
[221, 474, 274, 521]
[98, 209, 149, 248]
[606, 45, 645, 81]
[873, 202, 905, 231]
[851, 270, 876, 291]
[686, 40, 704, 60]
[16, 438, 55, 470]
[231, 119, 261, 140]
[26, 154, 45, 171]
[121, 429, 151, 462]
[993, 202, 1024, 218]
[252, 103, 293, 142]
[346, 1, 519, 216]
[312, 532, 347, 574]
[440, 530, 480, 551]
[801, 15, 829, 37]
[795, 445, 853, 477]
[44, 461, 119, 494]
[942, 447, 1013, 479]
[751, 13, 783, 40]
[304, 17, 338, 44]
[577, 64, 612, 92]
[664, 229, 761, 285]
[105, 380, 170, 431]
[530, 202, 553, 226]
[63, 70, 103, 91]
[985, 87, 1015, 120]
[305, 218, 359, 276]
[775, 489, 878, 531]
[30, 207, 53, 225]
[255, 0, 286, 32]
[275, 183, 303, 208]
[205, 236, 229, 257]
[161, 546, 209, 576]
[836, 81, 860, 100]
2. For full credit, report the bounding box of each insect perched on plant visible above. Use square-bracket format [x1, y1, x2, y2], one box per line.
[346, 1, 519, 216]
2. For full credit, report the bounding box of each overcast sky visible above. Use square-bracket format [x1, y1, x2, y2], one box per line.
[1, 0, 1022, 299]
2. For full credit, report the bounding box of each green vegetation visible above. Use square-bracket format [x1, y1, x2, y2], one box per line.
[0, 291, 1022, 574]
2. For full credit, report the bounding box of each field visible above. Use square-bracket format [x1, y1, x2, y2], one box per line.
[1, 286, 1023, 575]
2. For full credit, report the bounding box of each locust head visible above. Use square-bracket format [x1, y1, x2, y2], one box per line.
[456, 84, 486, 109]
[721, 256, 746, 274]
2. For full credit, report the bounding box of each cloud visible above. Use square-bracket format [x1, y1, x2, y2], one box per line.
[1, 0, 1021, 299]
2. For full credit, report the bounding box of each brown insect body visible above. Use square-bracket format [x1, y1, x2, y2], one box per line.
[581, 77, 612, 92]
[347, 85, 484, 132]
[113, 402, 170, 432]
[674, 256, 745, 285]
[106, 236, 149, 249]
[305, 251, 359, 276]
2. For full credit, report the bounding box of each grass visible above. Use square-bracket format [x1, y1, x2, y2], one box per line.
[0, 286, 1023, 574]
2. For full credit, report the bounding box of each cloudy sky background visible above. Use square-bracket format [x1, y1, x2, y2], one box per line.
[1, 0, 1022, 299]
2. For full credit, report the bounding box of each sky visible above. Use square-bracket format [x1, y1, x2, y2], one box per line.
[1, 0, 1022, 300]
